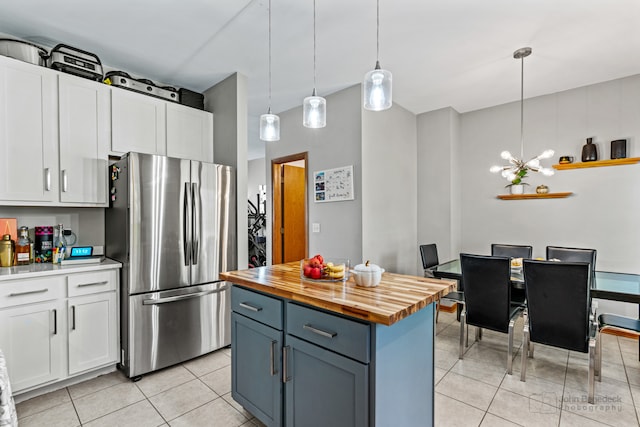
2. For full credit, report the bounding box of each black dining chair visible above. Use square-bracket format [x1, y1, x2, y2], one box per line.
[459, 253, 523, 371]
[546, 246, 597, 274]
[521, 259, 597, 403]
[420, 243, 464, 324]
[491, 244, 533, 259]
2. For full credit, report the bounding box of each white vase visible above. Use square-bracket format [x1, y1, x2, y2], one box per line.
[510, 184, 524, 195]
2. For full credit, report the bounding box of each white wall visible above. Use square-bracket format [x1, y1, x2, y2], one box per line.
[247, 158, 266, 203]
[362, 97, 418, 275]
[265, 85, 363, 265]
[419, 74, 640, 316]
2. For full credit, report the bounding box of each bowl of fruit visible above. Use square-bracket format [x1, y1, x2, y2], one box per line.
[301, 255, 350, 282]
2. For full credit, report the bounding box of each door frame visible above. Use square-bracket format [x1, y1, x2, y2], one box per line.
[271, 152, 308, 264]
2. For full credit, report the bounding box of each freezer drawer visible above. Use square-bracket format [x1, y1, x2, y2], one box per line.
[125, 281, 230, 377]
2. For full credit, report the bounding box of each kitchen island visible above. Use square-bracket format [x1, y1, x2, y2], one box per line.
[220, 262, 456, 427]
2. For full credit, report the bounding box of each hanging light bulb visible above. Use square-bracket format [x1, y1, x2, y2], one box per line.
[260, 0, 280, 141]
[303, 0, 326, 128]
[489, 47, 555, 185]
[363, 0, 392, 111]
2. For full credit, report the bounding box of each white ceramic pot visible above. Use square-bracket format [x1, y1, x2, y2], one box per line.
[510, 184, 524, 195]
[351, 261, 385, 287]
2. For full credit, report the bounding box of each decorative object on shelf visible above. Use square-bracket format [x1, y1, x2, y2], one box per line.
[490, 47, 554, 187]
[559, 156, 574, 164]
[510, 184, 525, 195]
[302, 0, 326, 128]
[611, 139, 627, 159]
[536, 184, 549, 194]
[363, 0, 392, 111]
[259, 0, 280, 142]
[581, 137, 598, 162]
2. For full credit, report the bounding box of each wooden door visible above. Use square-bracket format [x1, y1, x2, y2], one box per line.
[272, 158, 307, 264]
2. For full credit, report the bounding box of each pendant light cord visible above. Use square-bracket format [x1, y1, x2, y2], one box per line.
[313, 0, 317, 93]
[520, 53, 524, 159]
[268, 0, 272, 112]
[376, 0, 380, 62]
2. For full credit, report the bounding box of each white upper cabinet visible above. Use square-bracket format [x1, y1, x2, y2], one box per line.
[0, 55, 58, 203]
[166, 103, 214, 163]
[58, 75, 110, 205]
[111, 88, 167, 156]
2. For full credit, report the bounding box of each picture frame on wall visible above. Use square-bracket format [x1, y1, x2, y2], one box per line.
[313, 165, 354, 203]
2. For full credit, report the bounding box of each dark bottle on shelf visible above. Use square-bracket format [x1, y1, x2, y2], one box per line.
[581, 137, 598, 162]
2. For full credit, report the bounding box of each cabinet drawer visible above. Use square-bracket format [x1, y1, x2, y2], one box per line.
[67, 270, 117, 297]
[232, 286, 282, 330]
[0, 276, 65, 308]
[286, 302, 370, 363]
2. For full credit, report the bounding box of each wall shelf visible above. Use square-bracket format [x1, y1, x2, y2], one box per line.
[552, 157, 640, 170]
[496, 192, 573, 200]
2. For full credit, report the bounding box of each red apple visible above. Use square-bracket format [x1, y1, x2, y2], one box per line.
[314, 254, 324, 264]
[310, 267, 322, 280]
[303, 265, 313, 277]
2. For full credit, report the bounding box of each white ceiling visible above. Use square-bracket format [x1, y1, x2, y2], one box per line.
[1, 0, 639, 160]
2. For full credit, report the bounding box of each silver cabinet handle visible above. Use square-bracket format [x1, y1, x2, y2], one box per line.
[143, 285, 228, 305]
[77, 281, 108, 288]
[9, 288, 48, 297]
[239, 302, 262, 312]
[44, 168, 51, 191]
[270, 340, 277, 376]
[52, 309, 57, 335]
[62, 170, 68, 192]
[303, 324, 337, 339]
[282, 345, 291, 383]
[71, 305, 76, 330]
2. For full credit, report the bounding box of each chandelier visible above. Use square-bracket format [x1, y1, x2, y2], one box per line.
[490, 47, 554, 183]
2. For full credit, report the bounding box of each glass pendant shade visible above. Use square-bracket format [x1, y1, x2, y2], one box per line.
[364, 62, 392, 111]
[260, 113, 280, 141]
[303, 94, 326, 128]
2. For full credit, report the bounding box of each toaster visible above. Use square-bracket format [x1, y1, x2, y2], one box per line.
[49, 44, 103, 82]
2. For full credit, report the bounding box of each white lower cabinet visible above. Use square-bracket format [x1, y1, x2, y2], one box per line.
[0, 268, 119, 394]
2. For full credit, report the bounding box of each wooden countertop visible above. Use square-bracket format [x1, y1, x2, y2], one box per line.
[220, 262, 456, 326]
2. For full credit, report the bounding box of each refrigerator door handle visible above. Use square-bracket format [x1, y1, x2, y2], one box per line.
[142, 285, 229, 305]
[183, 182, 191, 266]
[192, 182, 199, 265]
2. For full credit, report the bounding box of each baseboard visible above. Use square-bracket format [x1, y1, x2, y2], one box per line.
[438, 303, 457, 313]
[601, 328, 640, 340]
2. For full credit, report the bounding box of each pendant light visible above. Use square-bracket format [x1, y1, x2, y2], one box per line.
[303, 0, 326, 128]
[490, 47, 554, 182]
[260, 0, 280, 141]
[363, 0, 392, 111]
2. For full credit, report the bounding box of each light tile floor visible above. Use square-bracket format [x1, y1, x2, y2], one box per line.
[434, 310, 640, 427]
[15, 312, 640, 426]
[15, 347, 266, 427]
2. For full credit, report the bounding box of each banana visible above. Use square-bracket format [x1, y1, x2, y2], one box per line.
[328, 270, 344, 279]
[326, 263, 345, 272]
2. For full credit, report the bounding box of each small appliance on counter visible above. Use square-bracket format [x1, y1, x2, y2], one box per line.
[49, 43, 103, 81]
[0, 39, 48, 66]
[60, 246, 105, 265]
[105, 71, 179, 102]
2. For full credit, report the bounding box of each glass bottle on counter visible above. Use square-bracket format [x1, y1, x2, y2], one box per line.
[15, 226, 31, 265]
[52, 224, 67, 264]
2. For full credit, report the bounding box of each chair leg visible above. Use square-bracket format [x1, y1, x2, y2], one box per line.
[529, 342, 534, 358]
[435, 297, 440, 323]
[475, 327, 482, 342]
[595, 327, 603, 382]
[507, 318, 515, 375]
[521, 324, 529, 382]
[459, 309, 466, 359]
[588, 337, 596, 404]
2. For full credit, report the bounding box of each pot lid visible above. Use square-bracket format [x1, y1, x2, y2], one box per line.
[354, 260, 382, 272]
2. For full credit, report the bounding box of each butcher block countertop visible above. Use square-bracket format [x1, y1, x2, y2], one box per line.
[220, 262, 456, 326]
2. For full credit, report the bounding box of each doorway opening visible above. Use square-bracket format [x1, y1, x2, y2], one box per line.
[272, 153, 308, 264]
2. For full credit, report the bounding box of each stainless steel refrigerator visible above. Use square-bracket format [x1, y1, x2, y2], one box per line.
[106, 152, 236, 378]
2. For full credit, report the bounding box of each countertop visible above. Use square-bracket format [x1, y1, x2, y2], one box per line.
[220, 262, 456, 326]
[0, 258, 122, 282]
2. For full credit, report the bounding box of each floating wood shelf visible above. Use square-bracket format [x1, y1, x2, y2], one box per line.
[496, 192, 573, 200]
[552, 157, 640, 170]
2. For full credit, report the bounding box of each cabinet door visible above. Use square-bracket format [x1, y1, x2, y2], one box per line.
[232, 312, 282, 427]
[111, 88, 166, 156]
[58, 75, 110, 204]
[67, 292, 118, 375]
[0, 56, 58, 202]
[0, 300, 64, 392]
[285, 335, 368, 427]
[166, 103, 213, 162]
